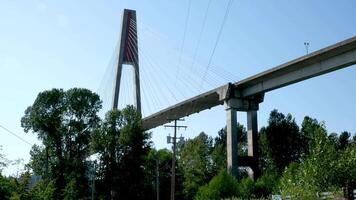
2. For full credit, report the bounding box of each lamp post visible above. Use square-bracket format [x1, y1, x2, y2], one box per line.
[304, 42, 310, 55]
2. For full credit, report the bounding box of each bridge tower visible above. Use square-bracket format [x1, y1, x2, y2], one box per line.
[112, 9, 141, 113]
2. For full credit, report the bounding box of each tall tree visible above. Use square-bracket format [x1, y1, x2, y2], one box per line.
[178, 132, 214, 200]
[278, 117, 356, 198]
[91, 110, 122, 199]
[21, 88, 102, 199]
[144, 148, 172, 200]
[338, 131, 351, 150]
[92, 106, 151, 199]
[211, 123, 247, 172]
[259, 110, 304, 174]
[0, 146, 8, 174]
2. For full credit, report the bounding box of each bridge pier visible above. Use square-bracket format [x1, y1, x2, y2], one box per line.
[247, 110, 260, 180]
[225, 106, 238, 176]
[224, 94, 263, 180]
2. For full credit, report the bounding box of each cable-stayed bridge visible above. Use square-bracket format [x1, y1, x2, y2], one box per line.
[97, 9, 356, 178]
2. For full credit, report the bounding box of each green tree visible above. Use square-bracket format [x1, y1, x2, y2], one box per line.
[338, 131, 351, 150]
[211, 129, 227, 172]
[278, 117, 356, 198]
[179, 132, 214, 200]
[144, 148, 172, 200]
[92, 106, 151, 199]
[194, 170, 240, 200]
[0, 146, 8, 174]
[91, 110, 122, 199]
[213, 172, 279, 199]
[10, 171, 32, 200]
[27, 145, 46, 181]
[259, 109, 304, 173]
[0, 175, 13, 200]
[211, 123, 247, 172]
[337, 142, 356, 186]
[21, 88, 102, 199]
[301, 116, 321, 143]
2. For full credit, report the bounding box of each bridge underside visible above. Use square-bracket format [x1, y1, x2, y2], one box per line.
[142, 36, 356, 178]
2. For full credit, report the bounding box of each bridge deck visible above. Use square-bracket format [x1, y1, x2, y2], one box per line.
[142, 36, 356, 130]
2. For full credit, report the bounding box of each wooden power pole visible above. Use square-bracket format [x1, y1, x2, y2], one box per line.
[165, 119, 187, 200]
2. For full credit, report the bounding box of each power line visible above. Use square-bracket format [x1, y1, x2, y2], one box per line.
[0, 124, 33, 146]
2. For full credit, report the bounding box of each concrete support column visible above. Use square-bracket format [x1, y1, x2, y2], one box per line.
[247, 110, 259, 180]
[247, 111, 258, 157]
[226, 107, 238, 177]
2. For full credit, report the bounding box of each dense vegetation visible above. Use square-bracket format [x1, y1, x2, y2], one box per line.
[0, 88, 355, 199]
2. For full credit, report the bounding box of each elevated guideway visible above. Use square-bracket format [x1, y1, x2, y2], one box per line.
[142, 36, 356, 130]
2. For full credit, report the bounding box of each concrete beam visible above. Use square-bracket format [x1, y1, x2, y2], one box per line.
[235, 36, 356, 97]
[142, 84, 230, 130]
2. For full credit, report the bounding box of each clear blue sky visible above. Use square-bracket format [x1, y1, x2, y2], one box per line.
[0, 0, 355, 175]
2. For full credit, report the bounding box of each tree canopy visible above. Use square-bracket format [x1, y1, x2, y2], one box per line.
[91, 106, 151, 199]
[21, 88, 102, 199]
[0, 88, 354, 199]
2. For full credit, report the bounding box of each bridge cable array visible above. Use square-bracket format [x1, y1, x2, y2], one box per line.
[97, 1, 239, 118]
[174, 0, 193, 93]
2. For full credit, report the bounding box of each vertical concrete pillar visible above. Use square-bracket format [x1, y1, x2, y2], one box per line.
[247, 110, 259, 180]
[247, 111, 258, 157]
[226, 107, 238, 177]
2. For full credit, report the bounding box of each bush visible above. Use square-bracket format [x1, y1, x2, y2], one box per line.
[254, 173, 279, 198]
[195, 170, 240, 200]
[237, 173, 279, 199]
[238, 177, 255, 199]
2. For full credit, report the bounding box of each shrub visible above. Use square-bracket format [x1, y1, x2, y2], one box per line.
[195, 170, 240, 200]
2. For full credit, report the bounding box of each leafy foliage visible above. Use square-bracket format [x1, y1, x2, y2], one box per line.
[92, 106, 151, 199]
[178, 132, 214, 199]
[21, 88, 102, 199]
[0, 87, 353, 200]
[278, 116, 356, 198]
[259, 109, 305, 173]
[0, 175, 13, 200]
[0, 146, 8, 174]
[144, 148, 172, 200]
[195, 170, 240, 200]
[211, 124, 247, 173]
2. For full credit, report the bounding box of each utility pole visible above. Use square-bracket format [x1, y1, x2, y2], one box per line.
[165, 119, 187, 200]
[45, 146, 49, 186]
[91, 161, 96, 200]
[156, 158, 159, 200]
